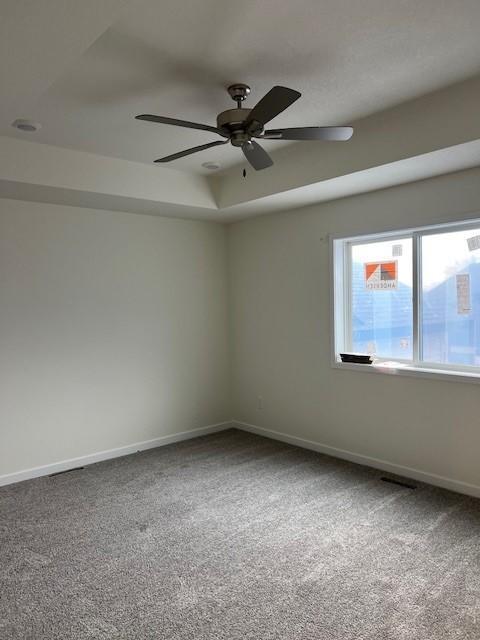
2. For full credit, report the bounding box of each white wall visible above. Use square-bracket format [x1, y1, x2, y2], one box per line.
[229, 167, 480, 492]
[0, 199, 230, 477]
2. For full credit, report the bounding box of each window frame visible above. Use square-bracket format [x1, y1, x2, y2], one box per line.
[331, 217, 480, 383]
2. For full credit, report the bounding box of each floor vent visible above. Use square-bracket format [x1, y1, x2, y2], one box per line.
[49, 466, 84, 477]
[381, 477, 417, 490]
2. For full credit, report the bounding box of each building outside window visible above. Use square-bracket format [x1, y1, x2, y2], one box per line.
[332, 219, 480, 375]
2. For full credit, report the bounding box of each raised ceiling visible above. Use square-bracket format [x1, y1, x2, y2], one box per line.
[2, 0, 480, 174]
[1, 0, 480, 222]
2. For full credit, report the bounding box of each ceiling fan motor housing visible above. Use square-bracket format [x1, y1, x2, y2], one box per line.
[217, 108, 264, 144]
[217, 108, 251, 132]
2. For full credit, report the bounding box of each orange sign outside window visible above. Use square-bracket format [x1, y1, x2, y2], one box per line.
[364, 261, 398, 290]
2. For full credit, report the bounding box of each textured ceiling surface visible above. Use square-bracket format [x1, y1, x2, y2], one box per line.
[2, 0, 480, 174]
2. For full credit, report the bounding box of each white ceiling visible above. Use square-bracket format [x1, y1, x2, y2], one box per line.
[2, 0, 480, 175]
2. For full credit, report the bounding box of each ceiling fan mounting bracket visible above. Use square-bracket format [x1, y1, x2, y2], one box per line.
[227, 83, 251, 107]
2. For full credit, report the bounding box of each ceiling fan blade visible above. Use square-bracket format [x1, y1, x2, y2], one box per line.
[154, 140, 228, 163]
[245, 86, 301, 131]
[136, 114, 228, 137]
[262, 126, 354, 141]
[242, 140, 273, 171]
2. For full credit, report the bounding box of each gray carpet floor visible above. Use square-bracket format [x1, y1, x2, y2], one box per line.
[1, 428, 480, 639]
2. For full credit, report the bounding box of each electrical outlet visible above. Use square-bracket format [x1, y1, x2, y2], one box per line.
[257, 395, 264, 410]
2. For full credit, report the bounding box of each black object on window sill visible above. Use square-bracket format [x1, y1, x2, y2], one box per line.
[339, 353, 373, 365]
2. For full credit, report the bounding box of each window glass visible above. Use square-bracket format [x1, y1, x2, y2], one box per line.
[421, 228, 480, 366]
[351, 238, 413, 359]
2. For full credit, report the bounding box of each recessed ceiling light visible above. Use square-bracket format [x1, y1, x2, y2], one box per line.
[202, 161, 220, 171]
[11, 119, 41, 132]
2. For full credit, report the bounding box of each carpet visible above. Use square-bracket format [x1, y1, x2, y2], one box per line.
[1, 428, 479, 639]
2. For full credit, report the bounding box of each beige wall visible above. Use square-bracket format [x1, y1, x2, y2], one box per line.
[228, 167, 480, 491]
[3, 166, 480, 490]
[0, 199, 230, 476]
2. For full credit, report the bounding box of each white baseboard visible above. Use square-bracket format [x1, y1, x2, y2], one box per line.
[5, 419, 479, 500]
[0, 421, 233, 488]
[234, 420, 480, 499]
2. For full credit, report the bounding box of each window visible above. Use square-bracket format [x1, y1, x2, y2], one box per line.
[332, 218, 480, 377]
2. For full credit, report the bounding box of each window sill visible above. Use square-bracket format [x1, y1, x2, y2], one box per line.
[331, 359, 480, 385]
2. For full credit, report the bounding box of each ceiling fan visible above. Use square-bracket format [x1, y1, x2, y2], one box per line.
[135, 84, 353, 170]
